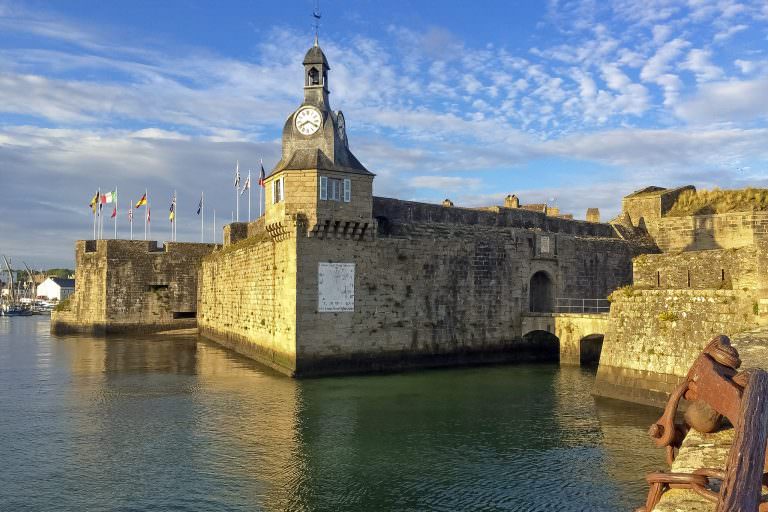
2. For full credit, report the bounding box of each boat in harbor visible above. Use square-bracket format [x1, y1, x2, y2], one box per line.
[1, 304, 33, 317]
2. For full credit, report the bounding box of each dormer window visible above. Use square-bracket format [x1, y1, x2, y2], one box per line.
[308, 67, 320, 86]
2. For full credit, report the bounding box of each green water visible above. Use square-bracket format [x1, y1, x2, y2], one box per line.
[0, 316, 664, 511]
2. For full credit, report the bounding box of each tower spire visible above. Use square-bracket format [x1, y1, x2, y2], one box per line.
[313, 0, 321, 46]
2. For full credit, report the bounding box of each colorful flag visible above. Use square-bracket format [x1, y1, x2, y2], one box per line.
[240, 173, 251, 195]
[101, 191, 116, 204]
[258, 163, 266, 187]
[234, 160, 240, 188]
[135, 193, 147, 208]
[147, 207, 151, 223]
[111, 205, 117, 219]
[169, 201, 175, 222]
[89, 191, 99, 212]
[197, 196, 202, 215]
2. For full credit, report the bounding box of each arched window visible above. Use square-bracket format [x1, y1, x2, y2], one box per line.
[308, 67, 320, 86]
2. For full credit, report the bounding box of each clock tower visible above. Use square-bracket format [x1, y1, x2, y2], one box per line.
[263, 39, 374, 238]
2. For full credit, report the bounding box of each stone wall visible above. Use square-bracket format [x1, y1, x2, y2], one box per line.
[593, 289, 759, 407]
[633, 247, 759, 290]
[289, 216, 634, 375]
[653, 211, 768, 252]
[197, 225, 299, 374]
[620, 186, 694, 240]
[51, 240, 216, 334]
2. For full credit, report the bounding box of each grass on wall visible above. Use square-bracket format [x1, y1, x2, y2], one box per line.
[667, 188, 768, 217]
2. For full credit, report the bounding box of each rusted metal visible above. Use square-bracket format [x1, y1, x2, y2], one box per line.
[637, 335, 768, 511]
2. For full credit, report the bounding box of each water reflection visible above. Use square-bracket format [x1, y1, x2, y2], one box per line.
[0, 317, 664, 512]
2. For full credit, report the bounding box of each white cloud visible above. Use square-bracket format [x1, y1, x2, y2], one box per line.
[640, 38, 689, 82]
[407, 176, 482, 192]
[675, 75, 768, 123]
[682, 49, 723, 81]
[714, 23, 748, 42]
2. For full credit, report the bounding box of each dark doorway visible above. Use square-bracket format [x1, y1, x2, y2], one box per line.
[580, 334, 604, 367]
[529, 271, 554, 312]
[520, 330, 559, 362]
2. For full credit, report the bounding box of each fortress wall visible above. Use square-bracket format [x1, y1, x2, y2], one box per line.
[372, 197, 616, 237]
[593, 289, 759, 407]
[51, 240, 108, 333]
[620, 187, 694, 240]
[633, 247, 759, 290]
[291, 222, 634, 376]
[51, 240, 216, 334]
[197, 231, 299, 374]
[653, 211, 768, 252]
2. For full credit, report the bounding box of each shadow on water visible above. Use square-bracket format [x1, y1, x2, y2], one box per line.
[0, 316, 664, 512]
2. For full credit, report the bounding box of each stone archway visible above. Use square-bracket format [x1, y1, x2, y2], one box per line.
[529, 271, 554, 312]
[520, 330, 560, 362]
[579, 334, 604, 367]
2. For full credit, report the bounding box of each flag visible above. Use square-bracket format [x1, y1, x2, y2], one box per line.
[258, 163, 266, 187]
[89, 191, 99, 212]
[240, 173, 250, 195]
[111, 205, 117, 219]
[101, 191, 116, 204]
[169, 201, 175, 222]
[136, 193, 147, 208]
[147, 207, 151, 223]
[197, 196, 202, 215]
[234, 160, 240, 188]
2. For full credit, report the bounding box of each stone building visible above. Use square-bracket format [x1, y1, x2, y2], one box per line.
[195, 41, 642, 376]
[593, 186, 768, 406]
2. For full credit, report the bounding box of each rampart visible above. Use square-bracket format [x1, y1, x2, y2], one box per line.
[653, 210, 768, 252]
[51, 240, 217, 334]
[198, 197, 637, 376]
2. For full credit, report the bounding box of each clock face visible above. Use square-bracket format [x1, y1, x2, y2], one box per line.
[295, 107, 322, 135]
[336, 111, 346, 142]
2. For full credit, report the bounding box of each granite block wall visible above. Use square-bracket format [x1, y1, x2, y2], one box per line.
[593, 289, 759, 407]
[653, 211, 768, 253]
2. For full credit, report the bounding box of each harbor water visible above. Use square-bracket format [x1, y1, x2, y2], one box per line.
[1, 316, 664, 511]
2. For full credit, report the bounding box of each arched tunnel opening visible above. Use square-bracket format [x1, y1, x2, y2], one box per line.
[520, 330, 560, 363]
[580, 334, 604, 367]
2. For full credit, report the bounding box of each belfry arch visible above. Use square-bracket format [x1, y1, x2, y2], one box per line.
[529, 270, 554, 313]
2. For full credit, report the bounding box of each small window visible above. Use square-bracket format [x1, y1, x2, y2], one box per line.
[273, 177, 284, 204]
[329, 178, 342, 201]
[343, 178, 351, 202]
[320, 176, 328, 200]
[309, 67, 320, 85]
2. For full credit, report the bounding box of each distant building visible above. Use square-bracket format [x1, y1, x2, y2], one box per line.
[37, 277, 75, 301]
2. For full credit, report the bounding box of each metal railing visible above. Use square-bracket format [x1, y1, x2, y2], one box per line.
[554, 298, 610, 314]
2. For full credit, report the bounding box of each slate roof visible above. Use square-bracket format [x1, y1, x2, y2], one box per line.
[272, 149, 372, 176]
[303, 45, 329, 67]
[50, 277, 75, 288]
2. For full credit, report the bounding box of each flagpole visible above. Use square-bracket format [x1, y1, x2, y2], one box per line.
[114, 186, 118, 240]
[93, 188, 98, 240]
[148, 189, 151, 240]
[213, 209, 216, 244]
[144, 188, 148, 241]
[174, 190, 177, 242]
[248, 169, 252, 222]
[130, 207, 133, 240]
[201, 192, 204, 243]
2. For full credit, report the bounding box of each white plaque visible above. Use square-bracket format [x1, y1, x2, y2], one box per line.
[540, 236, 550, 254]
[318, 262, 355, 312]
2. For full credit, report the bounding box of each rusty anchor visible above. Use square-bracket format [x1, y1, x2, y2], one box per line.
[638, 335, 768, 512]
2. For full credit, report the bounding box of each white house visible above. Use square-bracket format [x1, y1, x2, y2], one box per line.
[37, 277, 75, 301]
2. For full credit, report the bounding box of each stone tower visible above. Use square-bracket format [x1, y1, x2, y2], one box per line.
[586, 208, 600, 223]
[263, 40, 375, 234]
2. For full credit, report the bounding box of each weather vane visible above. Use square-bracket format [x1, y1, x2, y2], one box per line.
[313, 0, 322, 45]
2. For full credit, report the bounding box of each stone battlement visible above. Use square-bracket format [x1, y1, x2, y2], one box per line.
[372, 196, 616, 238]
[52, 239, 218, 334]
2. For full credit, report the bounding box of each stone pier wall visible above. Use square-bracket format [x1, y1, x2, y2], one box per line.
[51, 240, 216, 334]
[197, 227, 299, 375]
[593, 289, 759, 407]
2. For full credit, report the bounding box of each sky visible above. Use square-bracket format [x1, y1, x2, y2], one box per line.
[1, 0, 767, 268]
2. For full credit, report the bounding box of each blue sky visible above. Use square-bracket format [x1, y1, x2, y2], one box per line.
[1, 0, 767, 268]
